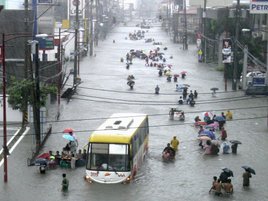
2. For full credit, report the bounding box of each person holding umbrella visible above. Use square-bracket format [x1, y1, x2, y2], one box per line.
[63, 128, 78, 155]
[242, 166, 255, 187]
[219, 168, 233, 183]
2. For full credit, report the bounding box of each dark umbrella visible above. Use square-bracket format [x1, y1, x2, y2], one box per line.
[210, 87, 219, 92]
[222, 167, 234, 177]
[242, 166, 256, 175]
[230, 140, 242, 145]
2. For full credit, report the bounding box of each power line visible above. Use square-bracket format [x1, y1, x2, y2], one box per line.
[2, 114, 266, 138]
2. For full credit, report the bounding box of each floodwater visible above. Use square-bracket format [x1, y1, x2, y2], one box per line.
[0, 19, 268, 201]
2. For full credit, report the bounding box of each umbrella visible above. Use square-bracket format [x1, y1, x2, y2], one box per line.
[196, 121, 207, 126]
[63, 128, 74, 133]
[210, 87, 219, 92]
[183, 84, 190, 87]
[214, 116, 225, 122]
[230, 140, 242, 145]
[198, 136, 211, 141]
[37, 152, 50, 160]
[200, 130, 215, 140]
[222, 167, 234, 177]
[62, 134, 75, 141]
[180, 70, 187, 74]
[35, 158, 48, 166]
[205, 122, 219, 129]
[242, 166, 256, 175]
[203, 111, 213, 117]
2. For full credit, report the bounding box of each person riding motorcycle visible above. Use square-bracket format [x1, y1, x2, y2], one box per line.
[162, 143, 176, 159]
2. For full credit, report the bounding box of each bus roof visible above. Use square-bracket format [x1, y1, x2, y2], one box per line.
[89, 113, 148, 144]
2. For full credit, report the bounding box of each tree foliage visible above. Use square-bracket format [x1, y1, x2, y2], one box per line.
[7, 77, 57, 111]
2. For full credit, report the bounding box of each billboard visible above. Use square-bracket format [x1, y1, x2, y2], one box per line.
[250, 0, 268, 14]
[68, 0, 85, 17]
[222, 38, 232, 63]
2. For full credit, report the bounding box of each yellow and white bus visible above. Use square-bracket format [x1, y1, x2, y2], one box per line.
[85, 113, 149, 184]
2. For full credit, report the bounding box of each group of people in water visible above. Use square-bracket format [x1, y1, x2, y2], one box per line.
[195, 110, 236, 155]
[209, 168, 254, 196]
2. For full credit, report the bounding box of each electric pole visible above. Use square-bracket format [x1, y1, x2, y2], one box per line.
[23, 0, 30, 125]
[2, 33, 8, 182]
[89, 0, 93, 56]
[95, 0, 99, 46]
[29, 41, 41, 153]
[183, 0, 188, 50]
[202, 0, 207, 62]
[233, 0, 240, 90]
[57, 28, 61, 119]
[73, 0, 79, 85]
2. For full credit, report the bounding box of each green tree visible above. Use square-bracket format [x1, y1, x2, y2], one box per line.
[7, 76, 57, 111]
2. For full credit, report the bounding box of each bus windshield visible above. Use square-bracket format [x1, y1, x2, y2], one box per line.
[87, 143, 130, 172]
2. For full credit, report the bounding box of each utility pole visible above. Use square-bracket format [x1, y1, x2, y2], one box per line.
[2, 33, 8, 182]
[89, 0, 93, 56]
[202, 0, 207, 62]
[73, 0, 79, 85]
[232, 0, 240, 90]
[57, 28, 61, 119]
[242, 45, 248, 90]
[30, 41, 41, 152]
[183, 0, 188, 50]
[23, 0, 30, 124]
[95, 0, 99, 46]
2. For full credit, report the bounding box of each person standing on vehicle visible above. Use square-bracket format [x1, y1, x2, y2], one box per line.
[170, 136, 180, 151]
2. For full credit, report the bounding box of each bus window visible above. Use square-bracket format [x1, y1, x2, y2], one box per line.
[89, 143, 109, 170]
[109, 144, 129, 171]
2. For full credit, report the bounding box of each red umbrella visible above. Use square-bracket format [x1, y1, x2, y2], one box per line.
[180, 70, 187, 74]
[63, 128, 74, 133]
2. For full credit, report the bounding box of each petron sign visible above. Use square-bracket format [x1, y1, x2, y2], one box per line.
[250, 0, 268, 14]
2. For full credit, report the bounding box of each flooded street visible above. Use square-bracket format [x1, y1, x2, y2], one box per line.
[0, 20, 268, 201]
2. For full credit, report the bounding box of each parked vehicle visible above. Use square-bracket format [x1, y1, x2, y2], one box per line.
[245, 85, 268, 95]
[239, 71, 265, 88]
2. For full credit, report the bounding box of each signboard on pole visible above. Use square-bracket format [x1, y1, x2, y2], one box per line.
[68, 0, 85, 17]
[38, 0, 53, 4]
[250, 0, 268, 14]
[36, 36, 54, 50]
[222, 38, 232, 63]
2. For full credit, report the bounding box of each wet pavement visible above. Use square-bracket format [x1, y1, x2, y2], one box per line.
[0, 20, 268, 201]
